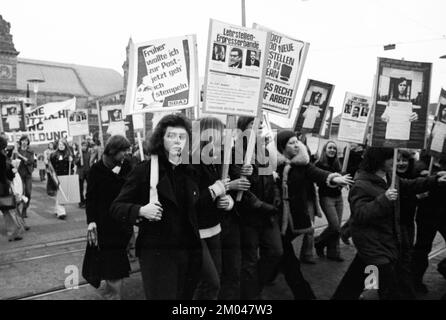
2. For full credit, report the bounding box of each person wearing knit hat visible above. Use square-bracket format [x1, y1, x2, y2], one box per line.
[275, 129, 353, 299]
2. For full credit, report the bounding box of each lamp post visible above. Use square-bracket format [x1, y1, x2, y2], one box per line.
[27, 78, 45, 107]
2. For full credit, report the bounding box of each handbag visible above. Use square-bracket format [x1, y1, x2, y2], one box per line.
[81, 244, 102, 289]
[0, 185, 17, 210]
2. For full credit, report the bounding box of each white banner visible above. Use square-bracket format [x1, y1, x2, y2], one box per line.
[5, 98, 76, 146]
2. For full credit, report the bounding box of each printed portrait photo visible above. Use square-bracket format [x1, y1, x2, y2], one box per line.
[212, 43, 226, 62]
[228, 47, 243, 69]
[245, 50, 260, 67]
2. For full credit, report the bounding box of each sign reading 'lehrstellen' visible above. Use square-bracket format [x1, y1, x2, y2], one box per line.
[203, 19, 270, 117]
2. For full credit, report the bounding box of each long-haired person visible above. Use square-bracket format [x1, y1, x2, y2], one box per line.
[13, 135, 34, 219]
[234, 116, 283, 300]
[49, 139, 73, 219]
[314, 141, 345, 261]
[84, 135, 132, 299]
[332, 147, 446, 300]
[110, 114, 202, 300]
[192, 117, 233, 300]
[276, 130, 353, 299]
[0, 136, 24, 241]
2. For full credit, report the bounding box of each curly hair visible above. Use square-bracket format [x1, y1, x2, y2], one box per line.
[147, 114, 192, 156]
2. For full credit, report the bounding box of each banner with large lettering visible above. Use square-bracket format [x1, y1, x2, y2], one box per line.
[338, 92, 372, 144]
[125, 35, 198, 115]
[203, 19, 270, 117]
[253, 23, 309, 118]
[371, 57, 431, 149]
[5, 98, 75, 145]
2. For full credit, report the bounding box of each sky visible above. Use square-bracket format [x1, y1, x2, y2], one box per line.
[2, 0, 446, 128]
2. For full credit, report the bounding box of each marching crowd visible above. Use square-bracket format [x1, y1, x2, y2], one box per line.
[78, 113, 446, 300]
[1, 113, 446, 300]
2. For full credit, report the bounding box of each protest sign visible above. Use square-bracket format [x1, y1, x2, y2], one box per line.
[253, 23, 309, 117]
[68, 109, 89, 136]
[293, 79, 334, 135]
[427, 89, 446, 158]
[203, 19, 270, 117]
[125, 35, 198, 114]
[4, 98, 75, 146]
[371, 57, 431, 149]
[338, 92, 372, 144]
[320, 106, 333, 140]
[0, 101, 26, 132]
[100, 104, 134, 142]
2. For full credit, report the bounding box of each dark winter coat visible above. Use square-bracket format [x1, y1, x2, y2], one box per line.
[16, 148, 34, 177]
[85, 158, 133, 279]
[110, 153, 202, 256]
[0, 152, 14, 197]
[50, 150, 74, 176]
[277, 150, 335, 237]
[349, 170, 438, 265]
[193, 163, 226, 230]
[315, 161, 342, 198]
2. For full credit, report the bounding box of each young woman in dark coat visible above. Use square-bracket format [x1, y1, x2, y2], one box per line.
[276, 130, 353, 299]
[110, 114, 202, 300]
[192, 117, 234, 300]
[233, 116, 283, 300]
[49, 139, 74, 219]
[332, 147, 446, 300]
[85, 135, 132, 299]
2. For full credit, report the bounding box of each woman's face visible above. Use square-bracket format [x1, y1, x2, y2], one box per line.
[163, 126, 188, 157]
[396, 155, 410, 173]
[284, 136, 300, 158]
[325, 142, 337, 158]
[113, 150, 126, 164]
[48, 142, 54, 150]
[58, 141, 65, 151]
[398, 80, 407, 95]
[21, 139, 29, 148]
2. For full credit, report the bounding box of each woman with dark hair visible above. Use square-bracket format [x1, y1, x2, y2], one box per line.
[332, 147, 446, 300]
[49, 139, 73, 219]
[314, 141, 345, 261]
[84, 135, 132, 299]
[110, 114, 202, 300]
[276, 130, 353, 299]
[192, 117, 233, 300]
[13, 135, 34, 219]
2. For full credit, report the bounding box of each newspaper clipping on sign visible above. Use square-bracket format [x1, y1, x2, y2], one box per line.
[338, 92, 372, 144]
[68, 110, 89, 136]
[125, 35, 198, 115]
[293, 79, 335, 135]
[427, 89, 446, 158]
[203, 19, 270, 117]
[253, 23, 309, 118]
[371, 57, 431, 149]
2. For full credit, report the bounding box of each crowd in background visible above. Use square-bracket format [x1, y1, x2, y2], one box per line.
[78, 113, 446, 300]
